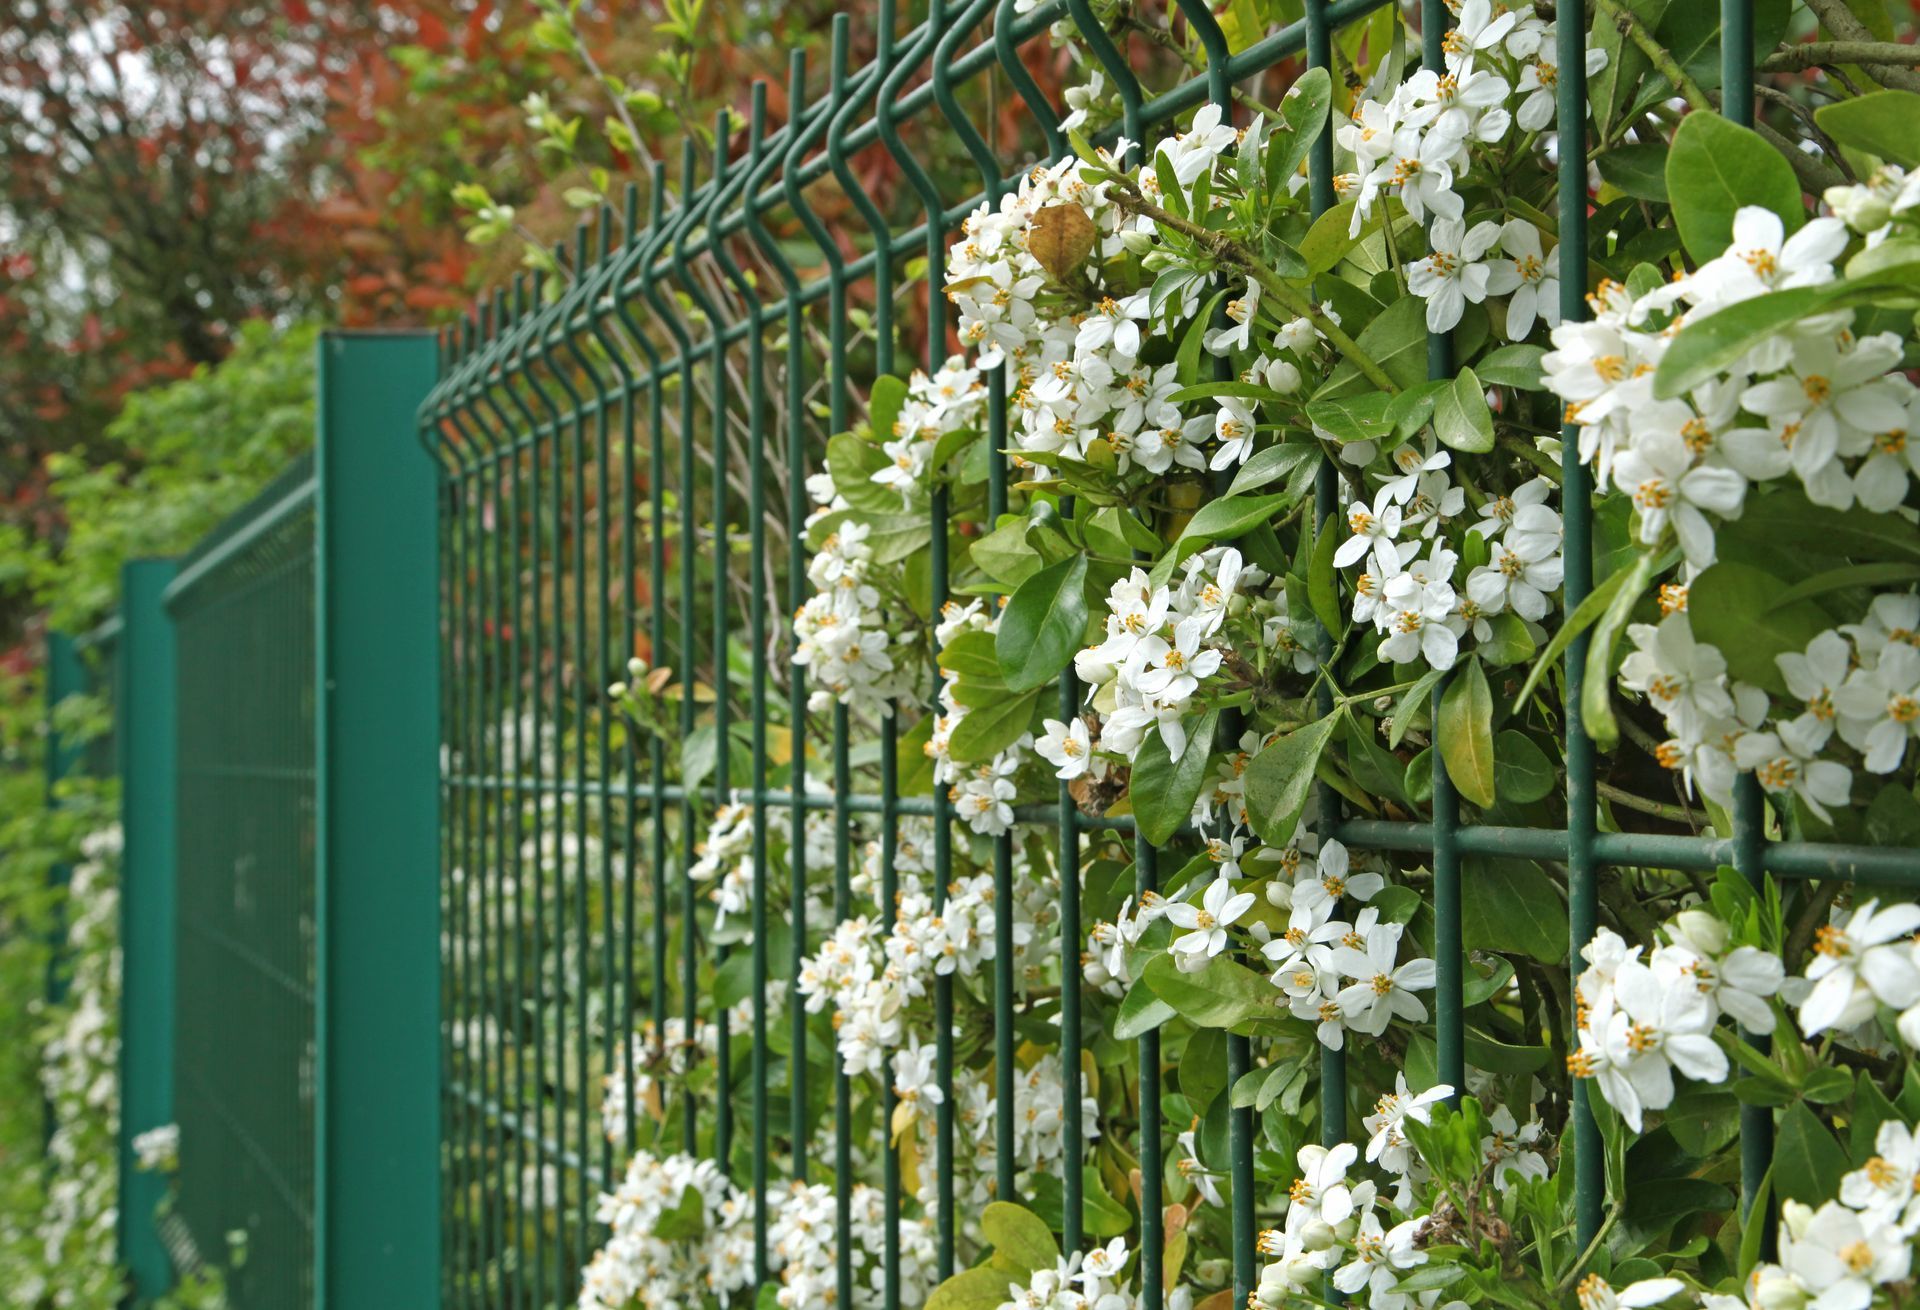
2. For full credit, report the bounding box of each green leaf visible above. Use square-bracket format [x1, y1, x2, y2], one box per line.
[1775, 1102, 1849, 1206]
[1493, 730, 1555, 804]
[1113, 979, 1178, 1040]
[1772, 562, 1920, 610]
[982, 1202, 1058, 1274]
[1167, 380, 1300, 406]
[1438, 659, 1495, 808]
[1462, 857, 1565, 963]
[1477, 611, 1537, 668]
[1177, 289, 1228, 385]
[1689, 561, 1832, 696]
[1305, 391, 1396, 444]
[1226, 442, 1318, 499]
[653, 1184, 708, 1240]
[827, 431, 901, 514]
[971, 517, 1044, 587]
[1433, 366, 1494, 453]
[807, 508, 932, 565]
[1181, 1028, 1230, 1110]
[1271, 66, 1334, 190]
[1595, 142, 1670, 201]
[1654, 285, 1841, 399]
[937, 630, 1003, 681]
[1080, 1168, 1133, 1237]
[1244, 713, 1341, 845]
[1173, 493, 1292, 559]
[1717, 485, 1920, 569]
[1298, 200, 1362, 274]
[1581, 549, 1661, 749]
[1390, 666, 1446, 748]
[1475, 344, 1547, 391]
[1317, 296, 1429, 398]
[997, 554, 1089, 692]
[926, 1267, 1018, 1310]
[1814, 89, 1920, 168]
[867, 374, 910, 443]
[1664, 111, 1803, 263]
[714, 952, 756, 1008]
[1308, 520, 1341, 637]
[1131, 710, 1220, 845]
[1142, 951, 1276, 1030]
[948, 688, 1042, 764]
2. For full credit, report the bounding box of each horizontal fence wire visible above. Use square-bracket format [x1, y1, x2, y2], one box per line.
[419, 0, 1912, 1305]
[168, 466, 319, 1310]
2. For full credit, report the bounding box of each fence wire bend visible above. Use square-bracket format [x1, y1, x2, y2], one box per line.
[417, 3, 1920, 1308]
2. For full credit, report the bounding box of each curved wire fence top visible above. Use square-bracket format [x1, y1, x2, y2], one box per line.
[416, 2, 1920, 1308]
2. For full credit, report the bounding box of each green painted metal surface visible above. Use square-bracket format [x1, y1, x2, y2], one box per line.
[119, 558, 180, 1302]
[168, 463, 318, 1307]
[314, 331, 443, 1310]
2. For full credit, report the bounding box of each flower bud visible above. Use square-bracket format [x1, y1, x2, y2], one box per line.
[607, 682, 628, 699]
[1823, 183, 1891, 233]
[1119, 229, 1158, 257]
[1674, 909, 1729, 955]
[1297, 1219, 1336, 1252]
[1751, 1266, 1806, 1310]
[628, 655, 649, 677]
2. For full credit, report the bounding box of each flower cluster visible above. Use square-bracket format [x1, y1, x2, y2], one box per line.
[796, 857, 1055, 1077]
[1718, 1185, 1916, 1310]
[578, 1151, 756, 1309]
[1073, 547, 1254, 763]
[768, 1179, 938, 1310]
[689, 801, 756, 930]
[1260, 840, 1438, 1049]
[1615, 592, 1920, 819]
[1338, 447, 1567, 673]
[30, 825, 123, 1308]
[133, 1122, 180, 1174]
[870, 357, 988, 504]
[1571, 911, 1783, 1131]
[1334, 2, 1600, 332]
[1546, 206, 1908, 552]
[991, 1239, 1185, 1310]
[794, 480, 905, 717]
[1794, 897, 1920, 1043]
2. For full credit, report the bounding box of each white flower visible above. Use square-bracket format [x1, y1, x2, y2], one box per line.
[1740, 332, 1908, 495]
[1735, 717, 1853, 824]
[1286, 1142, 1360, 1229]
[1840, 1119, 1920, 1232]
[1483, 220, 1559, 339]
[1206, 280, 1262, 356]
[1834, 642, 1920, 773]
[1363, 1074, 1453, 1176]
[1334, 491, 1405, 569]
[1779, 1199, 1912, 1307]
[1332, 920, 1437, 1035]
[1377, 571, 1461, 670]
[1618, 614, 1734, 743]
[1690, 206, 1848, 305]
[1035, 717, 1093, 780]
[1158, 102, 1238, 185]
[1210, 396, 1258, 469]
[1165, 875, 1255, 970]
[1797, 899, 1920, 1035]
[1608, 426, 1748, 568]
[1407, 217, 1503, 332]
[1331, 1211, 1427, 1297]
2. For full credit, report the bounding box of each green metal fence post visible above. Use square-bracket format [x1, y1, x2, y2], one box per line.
[119, 557, 179, 1303]
[313, 330, 443, 1310]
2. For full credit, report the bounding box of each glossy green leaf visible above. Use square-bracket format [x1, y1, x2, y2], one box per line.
[1595, 142, 1670, 201]
[1130, 710, 1220, 845]
[1433, 366, 1494, 453]
[1815, 89, 1920, 168]
[1245, 712, 1341, 845]
[927, 1267, 1018, 1310]
[997, 554, 1089, 692]
[1461, 857, 1566, 963]
[1113, 979, 1178, 1040]
[1689, 561, 1832, 696]
[1775, 1102, 1849, 1206]
[1438, 659, 1495, 808]
[1581, 549, 1660, 750]
[1141, 951, 1277, 1030]
[947, 688, 1042, 764]
[1493, 730, 1555, 804]
[1664, 111, 1803, 262]
[982, 1202, 1058, 1274]
[1475, 344, 1547, 391]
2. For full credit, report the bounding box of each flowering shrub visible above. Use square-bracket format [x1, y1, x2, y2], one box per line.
[573, 3, 1920, 1310]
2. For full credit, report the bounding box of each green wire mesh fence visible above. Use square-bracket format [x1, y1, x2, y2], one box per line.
[165, 457, 321, 1307]
[417, 1, 1918, 1307]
